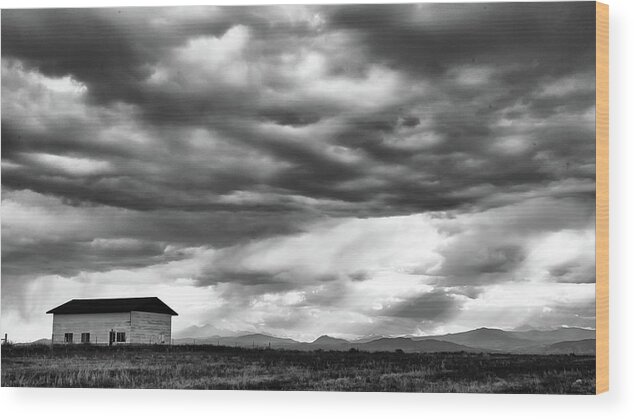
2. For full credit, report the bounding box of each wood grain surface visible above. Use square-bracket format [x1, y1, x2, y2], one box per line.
[595, 1, 609, 395]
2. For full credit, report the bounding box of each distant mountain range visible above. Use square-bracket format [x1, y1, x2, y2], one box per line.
[172, 327, 596, 355]
[20, 327, 595, 355]
[412, 327, 596, 352]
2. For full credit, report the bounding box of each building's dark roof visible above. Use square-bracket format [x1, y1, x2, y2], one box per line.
[46, 297, 178, 316]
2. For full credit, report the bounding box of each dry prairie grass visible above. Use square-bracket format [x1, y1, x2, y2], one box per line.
[1, 344, 595, 393]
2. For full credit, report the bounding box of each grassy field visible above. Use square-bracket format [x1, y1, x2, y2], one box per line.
[1, 344, 595, 393]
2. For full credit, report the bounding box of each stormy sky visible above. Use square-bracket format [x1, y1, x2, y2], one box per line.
[1, 3, 597, 342]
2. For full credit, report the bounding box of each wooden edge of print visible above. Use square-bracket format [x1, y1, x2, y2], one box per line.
[595, 1, 609, 395]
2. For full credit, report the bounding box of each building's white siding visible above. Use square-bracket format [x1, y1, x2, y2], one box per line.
[52, 313, 131, 345]
[51, 311, 173, 344]
[130, 311, 172, 344]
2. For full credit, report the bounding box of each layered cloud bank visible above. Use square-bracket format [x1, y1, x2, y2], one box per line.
[1, 4, 596, 341]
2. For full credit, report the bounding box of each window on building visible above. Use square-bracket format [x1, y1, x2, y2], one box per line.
[116, 332, 126, 343]
[81, 333, 90, 344]
[64, 333, 73, 343]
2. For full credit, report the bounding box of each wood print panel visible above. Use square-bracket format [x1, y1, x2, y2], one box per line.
[0, 2, 607, 393]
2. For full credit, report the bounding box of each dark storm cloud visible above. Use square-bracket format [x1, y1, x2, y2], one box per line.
[348, 270, 370, 282]
[437, 244, 525, 277]
[0, 7, 313, 108]
[2, 4, 596, 220]
[380, 290, 462, 322]
[326, 3, 594, 77]
[1, 238, 171, 278]
[0, 190, 317, 286]
[548, 261, 596, 284]
[425, 196, 596, 287]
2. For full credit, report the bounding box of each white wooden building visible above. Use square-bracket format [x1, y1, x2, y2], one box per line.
[47, 297, 178, 345]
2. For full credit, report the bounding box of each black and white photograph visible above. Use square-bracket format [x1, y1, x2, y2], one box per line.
[1, 2, 601, 393]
